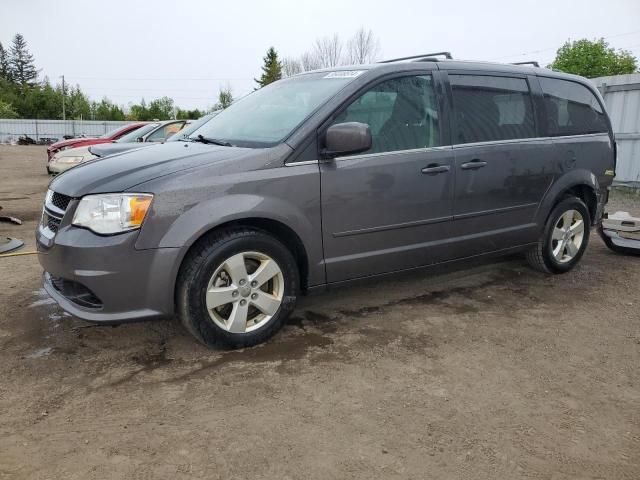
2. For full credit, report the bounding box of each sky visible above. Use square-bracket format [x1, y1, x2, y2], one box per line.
[2, 0, 640, 111]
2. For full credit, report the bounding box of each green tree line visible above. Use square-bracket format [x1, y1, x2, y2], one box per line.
[0, 33, 215, 120]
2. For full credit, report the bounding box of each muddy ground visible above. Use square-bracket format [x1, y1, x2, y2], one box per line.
[0, 145, 638, 479]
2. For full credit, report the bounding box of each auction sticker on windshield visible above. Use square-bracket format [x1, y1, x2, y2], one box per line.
[323, 71, 365, 79]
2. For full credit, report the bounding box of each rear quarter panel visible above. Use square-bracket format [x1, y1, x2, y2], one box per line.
[536, 133, 613, 225]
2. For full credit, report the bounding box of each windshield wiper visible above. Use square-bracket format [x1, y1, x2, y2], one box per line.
[192, 134, 233, 147]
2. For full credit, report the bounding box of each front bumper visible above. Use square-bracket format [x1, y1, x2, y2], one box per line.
[37, 220, 182, 323]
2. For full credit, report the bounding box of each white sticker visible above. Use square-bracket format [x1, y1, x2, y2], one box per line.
[323, 70, 365, 79]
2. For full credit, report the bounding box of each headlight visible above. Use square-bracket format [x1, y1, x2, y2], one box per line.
[72, 193, 153, 235]
[55, 155, 84, 164]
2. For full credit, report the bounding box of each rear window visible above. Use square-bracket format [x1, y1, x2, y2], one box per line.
[539, 77, 608, 136]
[450, 75, 536, 144]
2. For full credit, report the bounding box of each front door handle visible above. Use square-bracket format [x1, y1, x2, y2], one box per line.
[421, 164, 451, 175]
[461, 159, 488, 170]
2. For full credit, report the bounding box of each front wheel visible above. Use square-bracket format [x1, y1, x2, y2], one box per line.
[526, 196, 591, 274]
[177, 229, 299, 348]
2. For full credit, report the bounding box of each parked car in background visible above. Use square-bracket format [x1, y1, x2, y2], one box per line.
[166, 111, 219, 142]
[38, 56, 616, 349]
[88, 119, 188, 159]
[46, 122, 148, 161]
[47, 120, 187, 174]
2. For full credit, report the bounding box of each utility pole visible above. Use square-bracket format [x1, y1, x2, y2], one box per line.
[61, 75, 66, 121]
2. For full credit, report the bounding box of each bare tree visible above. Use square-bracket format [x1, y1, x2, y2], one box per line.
[281, 56, 303, 77]
[300, 51, 322, 72]
[286, 29, 381, 74]
[347, 27, 380, 64]
[312, 34, 343, 68]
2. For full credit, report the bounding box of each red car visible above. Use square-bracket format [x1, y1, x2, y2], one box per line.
[46, 122, 149, 160]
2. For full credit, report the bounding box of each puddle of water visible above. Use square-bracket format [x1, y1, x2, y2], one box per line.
[29, 298, 56, 308]
[28, 288, 56, 308]
[26, 347, 52, 359]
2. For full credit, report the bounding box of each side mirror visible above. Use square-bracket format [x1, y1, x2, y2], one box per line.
[323, 122, 372, 158]
[136, 137, 144, 143]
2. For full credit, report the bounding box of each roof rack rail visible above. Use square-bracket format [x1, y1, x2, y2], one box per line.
[379, 52, 453, 63]
[512, 61, 540, 67]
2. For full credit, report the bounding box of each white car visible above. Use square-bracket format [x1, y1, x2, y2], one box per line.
[47, 145, 96, 174]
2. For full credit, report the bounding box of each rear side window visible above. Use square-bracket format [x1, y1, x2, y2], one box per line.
[450, 75, 536, 144]
[539, 77, 608, 136]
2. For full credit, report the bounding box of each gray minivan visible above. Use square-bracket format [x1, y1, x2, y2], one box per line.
[37, 54, 616, 348]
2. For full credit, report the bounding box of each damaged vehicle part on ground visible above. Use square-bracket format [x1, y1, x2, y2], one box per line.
[599, 210, 640, 255]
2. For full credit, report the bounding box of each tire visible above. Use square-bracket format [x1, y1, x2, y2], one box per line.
[177, 228, 299, 348]
[526, 196, 591, 274]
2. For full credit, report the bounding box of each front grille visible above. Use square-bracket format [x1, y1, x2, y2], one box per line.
[51, 192, 71, 211]
[48, 274, 103, 309]
[42, 190, 72, 236]
[44, 211, 61, 233]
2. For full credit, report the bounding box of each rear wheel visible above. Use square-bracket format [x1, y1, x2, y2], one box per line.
[526, 197, 591, 274]
[177, 229, 299, 348]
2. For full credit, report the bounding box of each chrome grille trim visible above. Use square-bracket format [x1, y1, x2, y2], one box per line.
[41, 189, 71, 238]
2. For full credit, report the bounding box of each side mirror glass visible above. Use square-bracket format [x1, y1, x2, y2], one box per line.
[323, 122, 372, 158]
[136, 137, 144, 143]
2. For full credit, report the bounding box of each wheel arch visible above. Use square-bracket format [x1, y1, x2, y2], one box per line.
[536, 170, 600, 227]
[173, 216, 312, 297]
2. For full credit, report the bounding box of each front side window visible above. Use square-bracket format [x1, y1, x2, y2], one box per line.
[331, 75, 440, 155]
[451, 75, 535, 144]
[539, 77, 608, 136]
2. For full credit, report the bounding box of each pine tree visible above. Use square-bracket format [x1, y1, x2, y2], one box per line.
[9, 33, 39, 87]
[0, 42, 11, 81]
[255, 47, 282, 88]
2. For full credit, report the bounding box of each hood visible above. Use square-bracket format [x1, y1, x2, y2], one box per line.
[49, 142, 277, 197]
[90, 142, 157, 158]
[52, 145, 92, 159]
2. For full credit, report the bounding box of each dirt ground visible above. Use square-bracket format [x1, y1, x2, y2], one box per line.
[0, 145, 638, 480]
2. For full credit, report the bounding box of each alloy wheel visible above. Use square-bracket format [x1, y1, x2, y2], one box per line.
[551, 209, 585, 263]
[205, 251, 284, 333]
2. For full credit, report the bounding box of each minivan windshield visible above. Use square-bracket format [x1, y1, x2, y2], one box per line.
[168, 112, 219, 142]
[190, 71, 363, 147]
[115, 123, 160, 143]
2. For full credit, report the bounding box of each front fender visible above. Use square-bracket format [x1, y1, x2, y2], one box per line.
[133, 160, 324, 287]
[155, 193, 317, 251]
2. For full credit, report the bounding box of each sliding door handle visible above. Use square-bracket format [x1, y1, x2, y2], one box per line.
[421, 164, 451, 175]
[461, 160, 488, 170]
